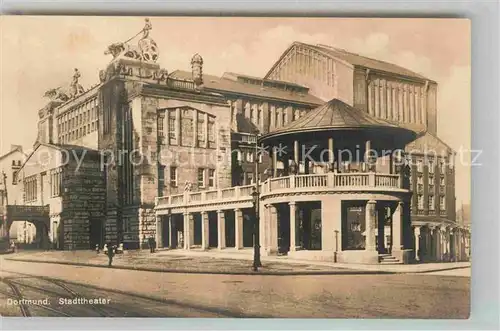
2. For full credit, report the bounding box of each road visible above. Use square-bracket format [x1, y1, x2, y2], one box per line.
[0, 258, 470, 318]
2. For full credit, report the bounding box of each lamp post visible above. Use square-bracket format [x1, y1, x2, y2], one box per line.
[251, 133, 262, 271]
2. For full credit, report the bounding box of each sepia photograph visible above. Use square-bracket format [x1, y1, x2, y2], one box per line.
[0, 16, 471, 318]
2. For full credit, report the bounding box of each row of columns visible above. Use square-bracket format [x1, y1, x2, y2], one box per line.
[413, 225, 470, 262]
[156, 208, 246, 250]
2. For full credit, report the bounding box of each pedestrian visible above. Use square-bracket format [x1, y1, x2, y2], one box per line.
[148, 236, 155, 253]
[95, 244, 100, 254]
[106, 243, 115, 267]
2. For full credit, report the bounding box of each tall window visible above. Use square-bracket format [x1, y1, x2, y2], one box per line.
[170, 166, 178, 187]
[198, 168, 205, 188]
[157, 114, 165, 143]
[50, 169, 62, 197]
[417, 194, 424, 209]
[158, 165, 165, 196]
[440, 176, 445, 186]
[440, 196, 446, 210]
[181, 111, 193, 147]
[24, 176, 37, 202]
[208, 118, 215, 148]
[416, 159, 423, 172]
[208, 169, 215, 188]
[440, 160, 446, 174]
[428, 160, 434, 173]
[247, 172, 254, 185]
[168, 112, 176, 145]
[428, 195, 435, 211]
[197, 113, 205, 147]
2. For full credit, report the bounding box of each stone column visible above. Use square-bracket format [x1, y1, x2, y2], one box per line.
[266, 204, 279, 255]
[374, 79, 380, 117]
[392, 202, 403, 251]
[289, 202, 296, 252]
[217, 210, 226, 250]
[156, 215, 163, 249]
[414, 226, 421, 262]
[189, 214, 194, 249]
[169, 216, 175, 249]
[365, 200, 377, 251]
[435, 226, 442, 261]
[183, 213, 190, 250]
[201, 211, 209, 250]
[446, 227, 451, 259]
[235, 209, 243, 249]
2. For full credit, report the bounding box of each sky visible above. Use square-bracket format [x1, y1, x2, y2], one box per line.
[0, 16, 470, 206]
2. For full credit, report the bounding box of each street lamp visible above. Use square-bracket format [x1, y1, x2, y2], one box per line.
[252, 132, 262, 271]
[251, 186, 262, 271]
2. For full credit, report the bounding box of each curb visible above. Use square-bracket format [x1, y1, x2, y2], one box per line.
[4, 258, 397, 276]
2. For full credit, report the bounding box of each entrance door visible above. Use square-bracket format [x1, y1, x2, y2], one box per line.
[89, 218, 103, 249]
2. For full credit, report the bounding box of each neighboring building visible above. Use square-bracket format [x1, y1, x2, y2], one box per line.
[0, 145, 36, 244]
[0, 20, 469, 263]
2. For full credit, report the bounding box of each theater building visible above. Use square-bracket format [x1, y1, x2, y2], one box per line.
[0, 20, 469, 262]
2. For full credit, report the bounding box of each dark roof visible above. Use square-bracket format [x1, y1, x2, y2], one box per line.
[169, 70, 323, 106]
[266, 42, 432, 82]
[236, 114, 259, 134]
[262, 98, 416, 140]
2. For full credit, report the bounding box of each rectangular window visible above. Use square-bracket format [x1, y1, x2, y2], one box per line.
[440, 160, 446, 174]
[157, 114, 165, 141]
[198, 168, 205, 188]
[208, 117, 215, 148]
[50, 170, 62, 197]
[417, 176, 423, 185]
[208, 169, 215, 188]
[197, 113, 205, 147]
[440, 177, 445, 186]
[168, 112, 176, 144]
[417, 195, 424, 209]
[170, 166, 178, 187]
[181, 114, 194, 147]
[429, 184, 435, 194]
[246, 151, 254, 163]
[440, 196, 446, 210]
[428, 160, 434, 173]
[247, 172, 254, 185]
[158, 165, 165, 196]
[416, 159, 423, 172]
[428, 195, 435, 210]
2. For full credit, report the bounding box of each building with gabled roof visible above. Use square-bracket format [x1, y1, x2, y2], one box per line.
[1, 19, 468, 263]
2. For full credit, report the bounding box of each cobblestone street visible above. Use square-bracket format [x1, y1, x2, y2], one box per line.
[0, 255, 470, 318]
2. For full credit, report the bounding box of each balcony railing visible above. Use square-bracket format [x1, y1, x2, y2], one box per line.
[156, 172, 404, 209]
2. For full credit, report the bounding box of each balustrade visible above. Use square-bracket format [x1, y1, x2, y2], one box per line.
[295, 174, 327, 188]
[156, 172, 405, 209]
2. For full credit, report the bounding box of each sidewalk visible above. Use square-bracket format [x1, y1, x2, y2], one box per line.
[3, 249, 471, 275]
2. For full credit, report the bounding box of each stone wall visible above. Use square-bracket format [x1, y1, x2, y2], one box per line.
[61, 153, 105, 250]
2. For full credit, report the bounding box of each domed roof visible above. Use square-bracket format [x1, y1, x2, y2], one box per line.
[261, 98, 417, 141]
